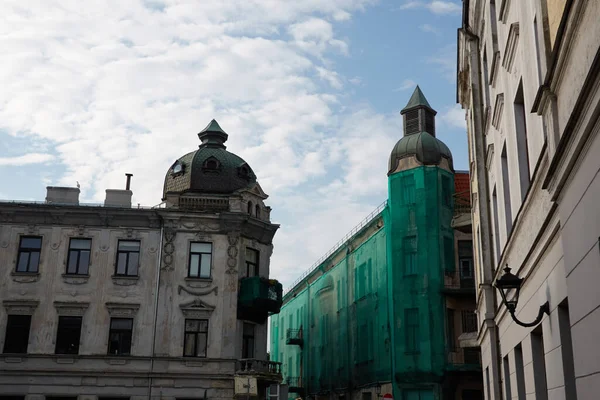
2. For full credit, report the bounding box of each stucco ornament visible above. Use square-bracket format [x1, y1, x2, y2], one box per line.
[226, 231, 240, 274]
[162, 229, 176, 271]
[178, 285, 218, 297]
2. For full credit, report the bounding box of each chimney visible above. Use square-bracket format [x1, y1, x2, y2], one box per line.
[104, 173, 133, 208]
[46, 187, 80, 205]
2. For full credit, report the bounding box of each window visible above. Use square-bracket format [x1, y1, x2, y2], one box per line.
[66, 238, 91, 275]
[461, 310, 477, 333]
[108, 318, 133, 355]
[514, 344, 527, 399]
[514, 81, 531, 200]
[492, 186, 501, 266]
[247, 201, 253, 215]
[55, 316, 82, 354]
[188, 242, 212, 278]
[458, 240, 473, 279]
[16, 236, 42, 273]
[255, 204, 260, 219]
[501, 144, 513, 234]
[403, 236, 417, 276]
[404, 110, 419, 135]
[242, 323, 255, 358]
[446, 309, 456, 351]
[444, 236, 455, 273]
[184, 319, 208, 357]
[3, 315, 31, 353]
[531, 328, 549, 400]
[115, 240, 140, 276]
[503, 355, 512, 400]
[405, 308, 419, 353]
[483, 48, 491, 110]
[246, 248, 259, 277]
[441, 176, 452, 207]
[402, 175, 416, 204]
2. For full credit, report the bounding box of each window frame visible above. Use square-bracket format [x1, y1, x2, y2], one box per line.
[245, 247, 259, 277]
[405, 308, 419, 353]
[3, 315, 32, 354]
[107, 317, 133, 356]
[115, 240, 141, 277]
[66, 238, 92, 276]
[242, 322, 255, 359]
[16, 236, 42, 273]
[188, 242, 212, 279]
[55, 316, 82, 355]
[183, 319, 209, 358]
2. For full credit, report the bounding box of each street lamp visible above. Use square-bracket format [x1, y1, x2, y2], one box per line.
[494, 266, 550, 327]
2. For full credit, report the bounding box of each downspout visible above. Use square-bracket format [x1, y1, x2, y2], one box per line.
[458, 26, 503, 400]
[148, 215, 165, 400]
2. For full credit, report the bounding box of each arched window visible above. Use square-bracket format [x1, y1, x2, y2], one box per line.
[255, 204, 260, 219]
[247, 201, 253, 215]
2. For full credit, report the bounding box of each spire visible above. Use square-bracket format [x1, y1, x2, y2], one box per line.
[401, 85, 434, 114]
[198, 119, 228, 149]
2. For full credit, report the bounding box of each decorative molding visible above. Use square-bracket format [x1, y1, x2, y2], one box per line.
[184, 278, 214, 288]
[162, 229, 176, 271]
[54, 301, 90, 316]
[502, 23, 519, 72]
[76, 225, 86, 237]
[226, 231, 240, 274]
[492, 93, 505, 129]
[179, 298, 215, 318]
[10, 272, 40, 283]
[107, 359, 128, 365]
[3, 299, 39, 315]
[105, 302, 140, 317]
[111, 275, 139, 286]
[27, 224, 39, 235]
[62, 274, 90, 285]
[178, 285, 218, 297]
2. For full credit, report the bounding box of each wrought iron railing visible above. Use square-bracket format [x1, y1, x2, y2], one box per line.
[461, 310, 478, 333]
[237, 359, 282, 375]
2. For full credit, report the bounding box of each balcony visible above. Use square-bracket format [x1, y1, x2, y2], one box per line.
[446, 348, 482, 372]
[286, 329, 303, 347]
[286, 377, 305, 395]
[236, 359, 282, 383]
[238, 277, 283, 323]
[442, 278, 476, 296]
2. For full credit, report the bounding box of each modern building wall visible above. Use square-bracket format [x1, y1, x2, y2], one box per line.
[457, 0, 600, 399]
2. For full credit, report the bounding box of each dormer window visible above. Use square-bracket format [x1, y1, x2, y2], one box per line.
[239, 166, 249, 178]
[171, 161, 184, 176]
[202, 157, 221, 173]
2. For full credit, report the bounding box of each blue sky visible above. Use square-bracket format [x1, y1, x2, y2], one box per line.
[0, 0, 466, 287]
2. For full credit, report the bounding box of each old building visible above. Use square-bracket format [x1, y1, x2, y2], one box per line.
[0, 120, 283, 399]
[270, 88, 483, 400]
[457, 0, 600, 399]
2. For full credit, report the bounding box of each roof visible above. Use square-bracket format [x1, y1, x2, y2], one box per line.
[401, 85, 434, 113]
[454, 171, 470, 204]
[388, 131, 453, 173]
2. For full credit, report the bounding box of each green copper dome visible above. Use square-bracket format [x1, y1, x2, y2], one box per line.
[388, 131, 453, 174]
[162, 120, 257, 198]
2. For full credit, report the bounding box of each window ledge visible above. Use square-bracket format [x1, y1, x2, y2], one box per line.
[184, 277, 213, 288]
[55, 356, 76, 364]
[111, 275, 139, 286]
[106, 358, 129, 365]
[183, 359, 206, 367]
[61, 274, 90, 285]
[2, 355, 24, 363]
[10, 272, 40, 283]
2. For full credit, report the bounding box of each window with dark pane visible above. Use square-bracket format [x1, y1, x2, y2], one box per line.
[242, 322, 255, 358]
[425, 110, 435, 136]
[3, 315, 31, 354]
[188, 242, 212, 278]
[183, 319, 208, 357]
[255, 204, 260, 219]
[108, 318, 133, 355]
[405, 308, 419, 353]
[115, 240, 140, 276]
[55, 316, 82, 354]
[446, 309, 456, 351]
[441, 175, 452, 207]
[16, 236, 42, 273]
[66, 238, 91, 275]
[245, 248, 259, 277]
[403, 236, 417, 276]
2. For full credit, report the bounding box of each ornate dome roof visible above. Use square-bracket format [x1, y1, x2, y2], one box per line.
[388, 131, 453, 174]
[162, 120, 257, 198]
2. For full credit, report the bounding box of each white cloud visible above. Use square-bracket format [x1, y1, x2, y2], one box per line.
[0, 153, 54, 166]
[394, 79, 417, 92]
[349, 76, 362, 85]
[419, 23, 440, 34]
[397, 1, 461, 15]
[427, 44, 457, 83]
[440, 104, 467, 130]
[316, 66, 343, 89]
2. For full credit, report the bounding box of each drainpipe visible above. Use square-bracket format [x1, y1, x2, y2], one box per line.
[458, 27, 503, 400]
[148, 216, 164, 399]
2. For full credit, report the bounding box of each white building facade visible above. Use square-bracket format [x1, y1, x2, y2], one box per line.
[0, 120, 283, 400]
[457, 0, 600, 399]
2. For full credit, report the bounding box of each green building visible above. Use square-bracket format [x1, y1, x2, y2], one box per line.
[270, 88, 483, 400]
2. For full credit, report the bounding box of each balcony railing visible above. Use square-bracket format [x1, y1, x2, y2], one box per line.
[461, 310, 478, 333]
[446, 348, 482, 371]
[443, 278, 476, 295]
[286, 329, 304, 346]
[238, 277, 283, 323]
[237, 359, 282, 378]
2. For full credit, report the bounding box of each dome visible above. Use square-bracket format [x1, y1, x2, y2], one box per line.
[388, 131, 453, 174]
[162, 120, 257, 198]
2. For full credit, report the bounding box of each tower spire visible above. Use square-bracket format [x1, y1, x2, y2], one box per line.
[400, 86, 437, 137]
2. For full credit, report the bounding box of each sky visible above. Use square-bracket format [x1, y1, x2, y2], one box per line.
[0, 0, 467, 290]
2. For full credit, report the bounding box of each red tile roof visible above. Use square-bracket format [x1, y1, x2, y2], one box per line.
[454, 171, 470, 204]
